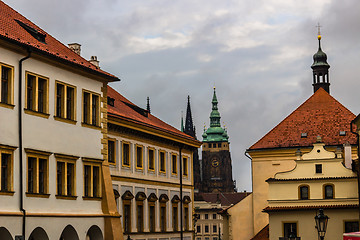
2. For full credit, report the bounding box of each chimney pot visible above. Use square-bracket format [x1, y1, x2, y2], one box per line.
[68, 43, 81, 55]
[89, 56, 100, 67]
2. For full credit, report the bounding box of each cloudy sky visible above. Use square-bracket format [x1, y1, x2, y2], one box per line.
[6, 0, 360, 191]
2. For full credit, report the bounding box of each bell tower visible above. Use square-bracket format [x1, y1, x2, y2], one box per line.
[311, 24, 330, 93]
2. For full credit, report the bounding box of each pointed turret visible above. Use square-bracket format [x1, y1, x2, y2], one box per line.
[311, 30, 330, 93]
[203, 87, 229, 143]
[184, 95, 196, 138]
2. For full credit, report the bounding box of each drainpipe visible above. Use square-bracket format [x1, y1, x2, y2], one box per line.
[179, 145, 183, 240]
[19, 49, 31, 239]
[350, 120, 360, 222]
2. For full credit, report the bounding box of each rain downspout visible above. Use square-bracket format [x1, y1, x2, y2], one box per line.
[19, 49, 31, 238]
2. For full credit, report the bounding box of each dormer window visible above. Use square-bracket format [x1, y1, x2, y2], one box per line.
[339, 131, 346, 136]
[301, 132, 307, 138]
[15, 19, 46, 43]
[107, 96, 115, 107]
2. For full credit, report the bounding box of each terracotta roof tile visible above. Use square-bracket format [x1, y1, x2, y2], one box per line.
[250, 88, 357, 150]
[266, 176, 357, 182]
[251, 224, 269, 240]
[0, 1, 118, 81]
[263, 204, 358, 212]
[107, 86, 199, 142]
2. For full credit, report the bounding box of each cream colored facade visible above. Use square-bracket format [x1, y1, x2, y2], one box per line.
[194, 201, 223, 240]
[267, 142, 358, 240]
[108, 115, 201, 240]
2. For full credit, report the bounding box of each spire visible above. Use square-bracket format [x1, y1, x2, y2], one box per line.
[181, 111, 184, 132]
[311, 24, 330, 94]
[210, 87, 221, 128]
[146, 97, 151, 113]
[184, 95, 196, 138]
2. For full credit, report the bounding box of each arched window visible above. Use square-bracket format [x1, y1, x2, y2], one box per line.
[324, 184, 334, 199]
[299, 185, 309, 200]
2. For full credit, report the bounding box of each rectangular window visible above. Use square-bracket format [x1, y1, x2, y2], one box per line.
[149, 204, 155, 232]
[184, 205, 189, 231]
[136, 146, 143, 169]
[213, 214, 217, 219]
[283, 223, 297, 238]
[122, 143, 130, 167]
[83, 163, 101, 198]
[173, 205, 178, 231]
[213, 225, 217, 233]
[183, 157, 188, 176]
[205, 214, 208, 219]
[137, 203, 144, 232]
[0, 64, 14, 105]
[123, 202, 131, 233]
[345, 221, 359, 233]
[316, 164, 322, 173]
[25, 72, 48, 114]
[55, 81, 76, 120]
[108, 139, 116, 164]
[0, 150, 13, 192]
[197, 225, 201, 233]
[160, 204, 166, 232]
[148, 148, 155, 171]
[56, 155, 76, 197]
[26, 150, 50, 195]
[172, 154, 177, 174]
[205, 225, 209, 233]
[159, 151, 166, 173]
[82, 90, 100, 126]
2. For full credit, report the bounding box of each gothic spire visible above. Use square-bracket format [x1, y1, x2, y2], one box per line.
[184, 95, 196, 138]
[210, 87, 221, 128]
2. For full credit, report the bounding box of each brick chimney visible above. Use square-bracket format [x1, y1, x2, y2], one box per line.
[68, 43, 81, 55]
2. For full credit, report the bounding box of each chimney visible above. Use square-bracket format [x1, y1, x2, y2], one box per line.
[89, 56, 99, 67]
[343, 142, 352, 169]
[68, 43, 81, 55]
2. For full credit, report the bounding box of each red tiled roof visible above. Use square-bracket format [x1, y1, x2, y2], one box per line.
[107, 86, 200, 144]
[194, 192, 251, 207]
[249, 88, 357, 150]
[251, 225, 269, 240]
[266, 176, 357, 182]
[263, 204, 358, 212]
[0, 1, 118, 81]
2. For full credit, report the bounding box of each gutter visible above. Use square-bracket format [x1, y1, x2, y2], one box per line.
[19, 49, 31, 239]
[350, 119, 360, 222]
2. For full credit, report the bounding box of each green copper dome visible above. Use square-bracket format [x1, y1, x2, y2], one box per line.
[203, 88, 229, 143]
[311, 38, 330, 68]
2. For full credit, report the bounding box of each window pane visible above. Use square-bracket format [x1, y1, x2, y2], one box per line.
[124, 204, 131, 233]
[149, 205, 155, 232]
[123, 143, 130, 166]
[173, 206, 178, 231]
[136, 146, 143, 168]
[67, 163, 74, 196]
[108, 140, 115, 163]
[38, 78, 46, 113]
[93, 166, 99, 197]
[325, 185, 333, 199]
[56, 84, 64, 117]
[1, 153, 10, 191]
[345, 221, 359, 233]
[84, 165, 91, 197]
[300, 186, 308, 200]
[91, 94, 99, 126]
[137, 204, 143, 232]
[160, 152, 165, 172]
[27, 75, 35, 110]
[66, 86, 74, 120]
[284, 223, 297, 237]
[83, 92, 90, 124]
[27, 157, 35, 193]
[57, 162, 64, 195]
[160, 206, 166, 232]
[148, 149, 154, 170]
[38, 158, 46, 194]
[172, 155, 177, 174]
[183, 157, 188, 176]
[1, 66, 10, 104]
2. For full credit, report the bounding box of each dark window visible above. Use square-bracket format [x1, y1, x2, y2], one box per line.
[148, 149, 154, 170]
[300, 186, 309, 200]
[283, 223, 297, 238]
[91, 94, 99, 125]
[67, 163, 74, 196]
[84, 165, 91, 197]
[108, 140, 116, 164]
[205, 214, 208, 219]
[1, 66, 11, 104]
[149, 205, 155, 232]
[160, 205, 166, 232]
[137, 204, 144, 232]
[83, 92, 90, 124]
[1, 153, 10, 191]
[316, 164, 322, 173]
[56, 84, 64, 117]
[345, 221, 359, 233]
[213, 225, 217, 233]
[209, 144, 212, 148]
[160, 151, 166, 172]
[173, 205, 178, 231]
[184, 206, 189, 230]
[66, 86, 74, 120]
[218, 143, 221, 147]
[123, 143, 130, 166]
[136, 146, 143, 168]
[93, 166, 99, 197]
[27, 75, 35, 110]
[183, 157, 188, 176]
[213, 214, 217, 219]
[324, 185, 333, 199]
[197, 225, 201, 233]
[57, 161, 65, 195]
[123, 203, 131, 233]
[213, 143, 216, 148]
[37, 78, 46, 113]
[172, 155, 177, 174]
[27, 157, 35, 193]
[205, 225, 209, 233]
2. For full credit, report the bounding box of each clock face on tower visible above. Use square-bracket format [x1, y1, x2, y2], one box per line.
[211, 159, 219, 167]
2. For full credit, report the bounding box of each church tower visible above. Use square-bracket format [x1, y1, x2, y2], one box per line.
[200, 88, 235, 193]
[312, 29, 330, 93]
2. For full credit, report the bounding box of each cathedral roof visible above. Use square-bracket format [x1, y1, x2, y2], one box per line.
[107, 86, 201, 146]
[0, 1, 118, 81]
[195, 192, 250, 207]
[249, 88, 357, 150]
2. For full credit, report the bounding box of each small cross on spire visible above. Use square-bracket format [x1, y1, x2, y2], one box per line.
[316, 22, 322, 36]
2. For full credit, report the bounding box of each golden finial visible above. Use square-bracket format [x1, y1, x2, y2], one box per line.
[316, 22, 322, 40]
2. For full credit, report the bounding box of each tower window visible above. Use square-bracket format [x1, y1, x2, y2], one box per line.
[315, 164, 322, 173]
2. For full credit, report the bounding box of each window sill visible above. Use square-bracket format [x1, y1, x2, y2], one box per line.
[56, 195, 78, 200]
[81, 122, 101, 130]
[0, 191, 15, 196]
[26, 192, 50, 198]
[54, 116, 77, 125]
[0, 102, 15, 109]
[24, 109, 50, 119]
[83, 196, 102, 201]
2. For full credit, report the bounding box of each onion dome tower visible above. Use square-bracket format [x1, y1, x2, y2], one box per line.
[311, 30, 330, 93]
